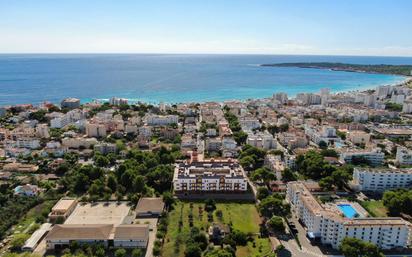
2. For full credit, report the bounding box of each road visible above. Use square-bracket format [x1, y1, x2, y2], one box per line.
[135, 218, 158, 257]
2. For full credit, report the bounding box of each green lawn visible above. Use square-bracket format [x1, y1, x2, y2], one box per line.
[360, 200, 388, 217]
[162, 201, 271, 257]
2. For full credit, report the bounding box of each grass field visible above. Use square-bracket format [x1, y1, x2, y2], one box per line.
[162, 201, 272, 257]
[360, 200, 388, 217]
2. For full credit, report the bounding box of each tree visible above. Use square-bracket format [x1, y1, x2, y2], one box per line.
[279, 123, 289, 132]
[296, 150, 335, 179]
[29, 109, 47, 122]
[96, 247, 106, 257]
[228, 230, 248, 246]
[133, 175, 146, 193]
[107, 174, 117, 192]
[163, 191, 175, 208]
[383, 189, 412, 216]
[256, 187, 270, 200]
[337, 130, 347, 140]
[233, 131, 248, 145]
[251, 167, 276, 184]
[281, 168, 297, 182]
[204, 249, 234, 257]
[331, 168, 352, 189]
[115, 248, 127, 257]
[10, 233, 30, 249]
[268, 216, 285, 233]
[239, 156, 256, 171]
[318, 140, 328, 149]
[95, 155, 110, 167]
[339, 237, 384, 257]
[319, 176, 334, 191]
[185, 243, 202, 257]
[132, 248, 143, 257]
[258, 195, 290, 218]
[192, 230, 208, 250]
[55, 163, 69, 175]
[204, 199, 216, 212]
[146, 165, 174, 192]
[321, 149, 339, 158]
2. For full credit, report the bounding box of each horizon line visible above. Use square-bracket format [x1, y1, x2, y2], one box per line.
[1, 52, 412, 58]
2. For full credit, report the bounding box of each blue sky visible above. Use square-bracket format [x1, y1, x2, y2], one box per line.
[1, 0, 412, 56]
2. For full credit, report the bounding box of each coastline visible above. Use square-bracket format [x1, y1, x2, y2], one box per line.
[84, 76, 412, 106]
[2, 54, 412, 106]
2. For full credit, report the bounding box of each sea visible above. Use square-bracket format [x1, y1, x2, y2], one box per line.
[0, 54, 411, 106]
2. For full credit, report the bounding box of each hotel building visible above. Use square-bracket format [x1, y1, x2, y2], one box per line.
[287, 182, 411, 250]
[352, 167, 412, 192]
[339, 148, 384, 166]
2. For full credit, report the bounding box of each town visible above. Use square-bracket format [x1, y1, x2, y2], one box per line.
[2, 79, 412, 257]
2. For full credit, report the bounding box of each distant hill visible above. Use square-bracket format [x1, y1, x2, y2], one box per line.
[261, 62, 412, 76]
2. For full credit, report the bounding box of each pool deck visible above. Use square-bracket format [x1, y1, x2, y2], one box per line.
[324, 201, 369, 219]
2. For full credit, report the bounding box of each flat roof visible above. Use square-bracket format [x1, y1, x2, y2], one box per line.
[136, 197, 165, 214]
[52, 198, 77, 212]
[64, 202, 132, 225]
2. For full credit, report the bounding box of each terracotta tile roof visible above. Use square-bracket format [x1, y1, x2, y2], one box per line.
[46, 224, 113, 240]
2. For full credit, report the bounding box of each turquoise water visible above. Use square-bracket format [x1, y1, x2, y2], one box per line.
[0, 54, 410, 105]
[338, 204, 358, 218]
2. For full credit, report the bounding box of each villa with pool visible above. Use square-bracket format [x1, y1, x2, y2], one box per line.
[286, 181, 411, 250]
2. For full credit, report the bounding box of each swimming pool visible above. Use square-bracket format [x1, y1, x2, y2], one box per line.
[337, 204, 358, 218]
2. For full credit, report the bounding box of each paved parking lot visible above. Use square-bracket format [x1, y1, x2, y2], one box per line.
[65, 202, 132, 225]
[135, 217, 158, 257]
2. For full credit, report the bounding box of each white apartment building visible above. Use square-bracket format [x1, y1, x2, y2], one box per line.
[205, 138, 222, 152]
[284, 153, 296, 170]
[222, 136, 237, 150]
[124, 124, 138, 134]
[109, 97, 128, 106]
[339, 148, 384, 166]
[273, 92, 288, 104]
[402, 99, 412, 113]
[364, 94, 377, 107]
[305, 125, 340, 145]
[239, 117, 261, 132]
[50, 114, 69, 129]
[94, 143, 117, 155]
[376, 85, 393, 98]
[296, 93, 321, 105]
[264, 154, 283, 180]
[138, 126, 152, 137]
[144, 114, 178, 126]
[287, 182, 411, 250]
[206, 128, 217, 137]
[173, 159, 247, 192]
[352, 167, 412, 192]
[246, 131, 276, 150]
[6, 138, 41, 149]
[50, 110, 86, 129]
[396, 146, 412, 165]
[391, 94, 405, 104]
